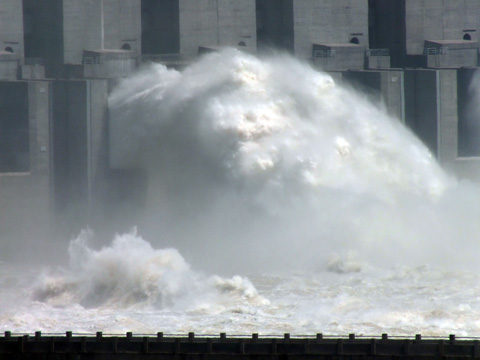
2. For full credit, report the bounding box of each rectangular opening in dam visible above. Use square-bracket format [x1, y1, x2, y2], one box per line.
[458, 68, 480, 157]
[22, 0, 64, 76]
[256, 0, 293, 52]
[0, 82, 29, 173]
[368, 0, 406, 68]
[141, 0, 180, 55]
[404, 70, 439, 156]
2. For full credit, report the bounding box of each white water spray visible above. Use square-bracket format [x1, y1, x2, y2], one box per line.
[33, 229, 266, 311]
[2, 49, 480, 335]
[108, 48, 479, 273]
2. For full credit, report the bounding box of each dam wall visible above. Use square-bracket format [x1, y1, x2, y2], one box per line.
[1, 0, 480, 240]
[0, 81, 51, 252]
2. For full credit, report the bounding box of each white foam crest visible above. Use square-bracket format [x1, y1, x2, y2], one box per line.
[33, 230, 268, 311]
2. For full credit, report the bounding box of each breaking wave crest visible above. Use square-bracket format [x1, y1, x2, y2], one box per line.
[33, 230, 268, 310]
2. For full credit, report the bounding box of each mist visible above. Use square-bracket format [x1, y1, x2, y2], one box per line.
[4, 49, 480, 335]
[107, 48, 480, 274]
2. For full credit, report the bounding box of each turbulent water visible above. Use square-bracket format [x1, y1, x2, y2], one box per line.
[2, 49, 480, 336]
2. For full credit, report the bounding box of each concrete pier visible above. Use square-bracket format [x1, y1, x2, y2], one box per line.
[1, 332, 480, 359]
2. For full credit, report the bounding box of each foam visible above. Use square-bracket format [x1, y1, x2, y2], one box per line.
[32, 230, 268, 312]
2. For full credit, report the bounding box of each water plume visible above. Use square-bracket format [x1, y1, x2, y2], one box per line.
[108, 48, 480, 273]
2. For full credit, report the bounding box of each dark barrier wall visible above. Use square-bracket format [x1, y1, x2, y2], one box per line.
[1, 332, 480, 359]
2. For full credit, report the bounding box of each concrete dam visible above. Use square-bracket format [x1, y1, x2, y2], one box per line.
[1, 0, 480, 240]
[2, 0, 480, 349]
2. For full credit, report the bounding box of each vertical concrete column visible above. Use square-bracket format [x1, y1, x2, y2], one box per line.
[50, 79, 109, 230]
[86, 79, 109, 223]
[100, 0, 105, 49]
[26, 80, 52, 239]
[27, 81, 50, 177]
[404, 69, 458, 163]
[437, 69, 458, 162]
[380, 70, 405, 122]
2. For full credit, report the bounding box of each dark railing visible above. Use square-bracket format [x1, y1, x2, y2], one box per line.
[2, 332, 480, 359]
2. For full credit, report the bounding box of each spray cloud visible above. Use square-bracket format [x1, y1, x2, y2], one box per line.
[108, 48, 480, 273]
